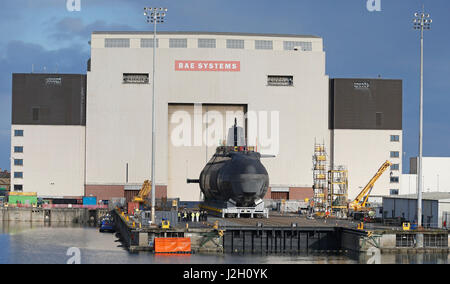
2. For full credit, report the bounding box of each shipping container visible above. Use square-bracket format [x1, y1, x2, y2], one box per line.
[128, 202, 140, 215]
[154, 238, 191, 253]
[83, 196, 97, 206]
[8, 195, 38, 206]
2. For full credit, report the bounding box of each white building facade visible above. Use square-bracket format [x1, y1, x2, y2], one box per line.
[401, 157, 450, 195]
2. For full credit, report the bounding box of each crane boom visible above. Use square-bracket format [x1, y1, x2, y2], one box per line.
[349, 160, 392, 211]
[133, 180, 152, 203]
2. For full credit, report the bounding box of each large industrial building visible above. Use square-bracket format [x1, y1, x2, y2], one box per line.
[10, 31, 403, 202]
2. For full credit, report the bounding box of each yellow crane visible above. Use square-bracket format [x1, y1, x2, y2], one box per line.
[349, 160, 392, 212]
[132, 180, 152, 204]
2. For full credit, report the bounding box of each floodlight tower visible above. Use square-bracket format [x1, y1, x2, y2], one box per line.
[413, 7, 431, 230]
[144, 7, 168, 224]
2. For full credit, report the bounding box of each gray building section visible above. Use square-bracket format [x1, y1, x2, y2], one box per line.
[329, 78, 402, 130]
[12, 74, 87, 126]
[382, 196, 438, 227]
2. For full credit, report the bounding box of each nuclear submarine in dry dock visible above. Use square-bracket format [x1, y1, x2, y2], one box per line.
[188, 120, 269, 209]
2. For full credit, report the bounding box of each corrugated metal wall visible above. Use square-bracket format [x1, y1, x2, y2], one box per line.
[382, 197, 439, 227]
[124, 190, 140, 204]
[271, 192, 289, 200]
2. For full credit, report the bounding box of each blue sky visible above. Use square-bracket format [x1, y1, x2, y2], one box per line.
[0, 0, 449, 173]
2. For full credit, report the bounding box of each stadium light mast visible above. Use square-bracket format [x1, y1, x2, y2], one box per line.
[413, 6, 431, 231]
[144, 7, 167, 225]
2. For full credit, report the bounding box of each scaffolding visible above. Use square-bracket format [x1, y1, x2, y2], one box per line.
[328, 166, 349, 218]
[312, 142, 327, 214]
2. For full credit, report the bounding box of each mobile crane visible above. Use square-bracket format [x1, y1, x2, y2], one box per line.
[349, 160, 392, 219]
[133, 180, 152, 204]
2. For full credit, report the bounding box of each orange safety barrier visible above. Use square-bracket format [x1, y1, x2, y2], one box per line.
[154, 238, 191, 253]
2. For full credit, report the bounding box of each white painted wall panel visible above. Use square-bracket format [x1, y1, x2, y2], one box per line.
[10, 125, 85, 197]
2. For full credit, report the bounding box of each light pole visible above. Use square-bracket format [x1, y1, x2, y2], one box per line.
[413, 7, 431, 229]
[144, 7, 167, 225]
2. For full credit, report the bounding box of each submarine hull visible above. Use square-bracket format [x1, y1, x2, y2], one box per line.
[199, 147, 269, 207]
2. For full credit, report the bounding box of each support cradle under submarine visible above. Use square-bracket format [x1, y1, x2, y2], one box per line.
[187, 120, 270, 218]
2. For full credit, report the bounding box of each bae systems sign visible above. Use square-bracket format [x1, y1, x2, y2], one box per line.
[175, 60, 240, 72]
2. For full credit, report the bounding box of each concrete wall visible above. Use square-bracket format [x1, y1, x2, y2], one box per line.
[87, 32, 329, 201]
[10, 125, 86, 197]
[0, 208, 107, 223]
[331, 129, 402, 199]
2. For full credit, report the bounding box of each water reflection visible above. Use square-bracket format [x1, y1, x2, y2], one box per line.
[0, 221, 448, 264]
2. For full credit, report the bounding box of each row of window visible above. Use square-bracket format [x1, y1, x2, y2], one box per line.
[13, 129, 24, 190]
[122, 73, 296, 86]
[105, 38, 313, 51]
[389, 134, 400, 193]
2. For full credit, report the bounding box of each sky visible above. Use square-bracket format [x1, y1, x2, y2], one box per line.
[0, 0, 449, 173]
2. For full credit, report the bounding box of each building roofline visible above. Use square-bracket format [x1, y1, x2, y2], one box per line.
[92, 31, 321, 39]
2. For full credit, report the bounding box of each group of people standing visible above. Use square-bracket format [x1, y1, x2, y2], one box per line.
[178, 210, 208, 223]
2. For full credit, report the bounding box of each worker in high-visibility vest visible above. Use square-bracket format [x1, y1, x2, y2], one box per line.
[195, 211, 200, 222]
[183, 211, 188, 222]
[177, 212, 181, 222]
[191, 212, 195, 222]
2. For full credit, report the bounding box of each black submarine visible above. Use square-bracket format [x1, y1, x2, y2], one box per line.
[188, 120, 269, 209]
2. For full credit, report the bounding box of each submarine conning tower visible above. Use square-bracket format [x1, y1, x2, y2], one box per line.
[188, 119, 270, 211]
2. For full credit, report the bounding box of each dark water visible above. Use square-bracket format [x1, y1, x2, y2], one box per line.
[0, 222, 448, 264]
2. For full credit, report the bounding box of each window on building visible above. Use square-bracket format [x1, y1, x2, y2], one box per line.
[169, 38, 187, 48]
[14, 146, 23, 153]
[14, 130, 23, 137]
[390, 176, 399, 183]
[255, 40, 273, 50]
[14, 172, 23, 179]
[32, 107, 40, 122]
[390, 189, 399, 195]
[14, 185, 23, 191]
[226, 39, 244, 49]
[283, 41, 312, 51]
[123, 73, 149, 84]
[105, 38, 130, 48]
[140, 38, 159, 48]
[14, 159, 23, 166]
[390, 135, 400, 142]
[391, 164, 400, 171]
[198, 38, 216, 48]
[267, 75, 294, 86]
[390, 151, 400, 158]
